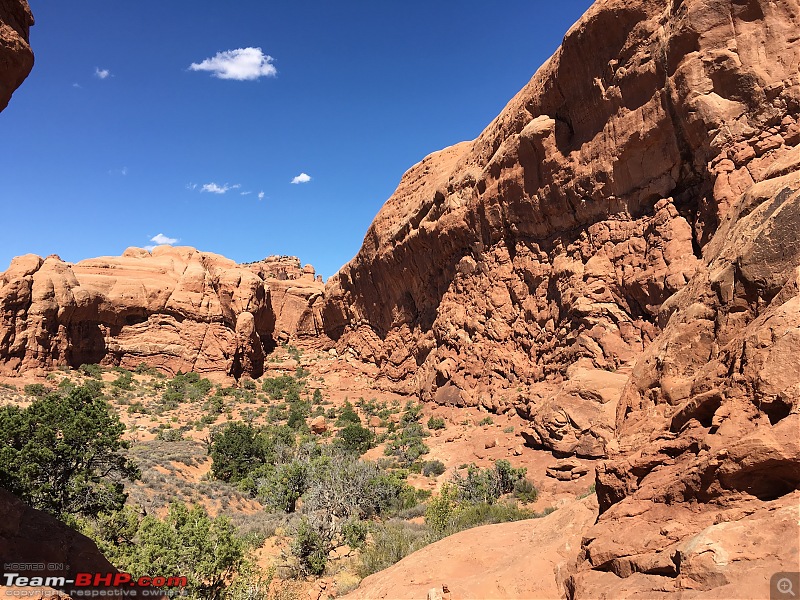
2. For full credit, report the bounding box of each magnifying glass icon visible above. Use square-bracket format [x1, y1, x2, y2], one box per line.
[778, 578, 796, 597]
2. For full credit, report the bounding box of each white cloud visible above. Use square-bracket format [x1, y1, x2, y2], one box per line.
[186, 183, 198, 191]
[95, 67, 111, 79]
[189, 47, 277, 81]
[72, 82, 82, 88]
[291, 172, 311, 184]
[144, 233, 178, 251]
[240, 191, 252, 196]
[258, 191, 265, 200]
[151, 233, 178, 245]
[109, 166, 128, 176]
[201, 182, 239, 194]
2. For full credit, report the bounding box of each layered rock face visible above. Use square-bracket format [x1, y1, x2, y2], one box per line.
[0, 247, 323, 378]
[323, 0, 800, 412]
[323, 0, 800, 596]
[0, 0, 33, 111]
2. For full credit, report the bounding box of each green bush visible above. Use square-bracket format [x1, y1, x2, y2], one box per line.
[23, 383, 48, 398]
[426, 416, 446, 430]
[79, 363, 103, 379]
[335, 400, 361, 426]
[384, 403, 429, 467]
[257, 460, 308, 513]
[291, 516, 329, 576]
[111, 371, 134, 390]
[513, 478, 539, 503]
[478, 416, 494, 426]
[261, 375, 300, 400]
[356, 521, 430, 578]
[0, 383, 139, 520]
[336, 422, 374, 454]
[87, 502, 247, 599]
[422, 460, 446, 477]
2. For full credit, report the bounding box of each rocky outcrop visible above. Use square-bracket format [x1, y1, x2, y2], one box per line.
[322, 0, 800, 417]
[0, 247, 324, 378]
[0, 0, 33, 111]
[345, 496, 599, 600]
[568, 158, 800, 598]
[323, 0, 800, 596]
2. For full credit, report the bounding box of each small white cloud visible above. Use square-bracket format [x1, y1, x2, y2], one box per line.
[109, 166, 128, 176]
[258, 191, 265, 200]
[186, 183, 198, 191]
[201, 182, 239, 194]
[95, 67, 111, 79]
[240, 191, 252, 196]
[189, 47, 277, 81]
[151, 233, 178, 245]
[291, 172, 311, 184]
[72, 82, 82, 88]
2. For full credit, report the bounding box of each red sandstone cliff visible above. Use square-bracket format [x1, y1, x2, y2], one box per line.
[0, 248, 324, 378]
[324, 0, 800, 596]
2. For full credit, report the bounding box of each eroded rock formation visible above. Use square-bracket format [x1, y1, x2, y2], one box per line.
[0, 0, 33, 111]
[0, 247, 323, 378]
[322, 0, 800, 416]
[324, 0, 800, 596]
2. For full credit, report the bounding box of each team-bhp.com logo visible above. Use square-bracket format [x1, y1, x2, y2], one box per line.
[3, 572, 186, 596]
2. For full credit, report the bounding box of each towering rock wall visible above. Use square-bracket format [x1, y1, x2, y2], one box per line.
[325, 0, 800, 596]
[322, 0, 800, 412]
[0, 0, 33, 111]
[0, 247, 324, 378]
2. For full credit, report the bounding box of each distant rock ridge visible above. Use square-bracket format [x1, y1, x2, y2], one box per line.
[0, 247, 324, 378]
[0, 0, 33, 111]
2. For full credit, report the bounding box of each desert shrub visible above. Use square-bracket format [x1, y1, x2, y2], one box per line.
[23, 383, 48, 398]
[422, 460, 446, 477]
[111, 370, 134, 390]
[256, 460, 308, 513]
[341, 518, 368, 550]
[448, 501, 533, 532]
[335, 422, 374, 454]
[291, 516, 329, 576]
[156, 428, 184, 442]
[450, 460, 528, 505]
[88, 502, 247, 599]
[513, 478, 539, 503]
[426, 416, 446, 430]
[79, 363, 103, 379]
[262, 375, 300, 400]
[384, 402, 429, 467]
[162, 371, 213, 407]
[356, 521, 430, 578]
[312, 388, 323, 403]
[210, 423, 295, 484]
[335, 400, 361, 426]
[478, 416, 494, 426]
[304, 454, 408, 520]
[424, 483, 459, 536]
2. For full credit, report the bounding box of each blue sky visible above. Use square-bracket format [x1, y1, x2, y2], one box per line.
[1, 1, 593, 280]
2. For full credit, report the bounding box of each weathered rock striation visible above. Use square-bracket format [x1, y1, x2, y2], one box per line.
[0, 0, 33, 111]
[324, 0, 800, 596]
[0, 247, 324, 378]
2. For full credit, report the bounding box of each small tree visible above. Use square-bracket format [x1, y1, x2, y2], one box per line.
[0, 384, 139, 520]
[336, 422, 374, 454]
